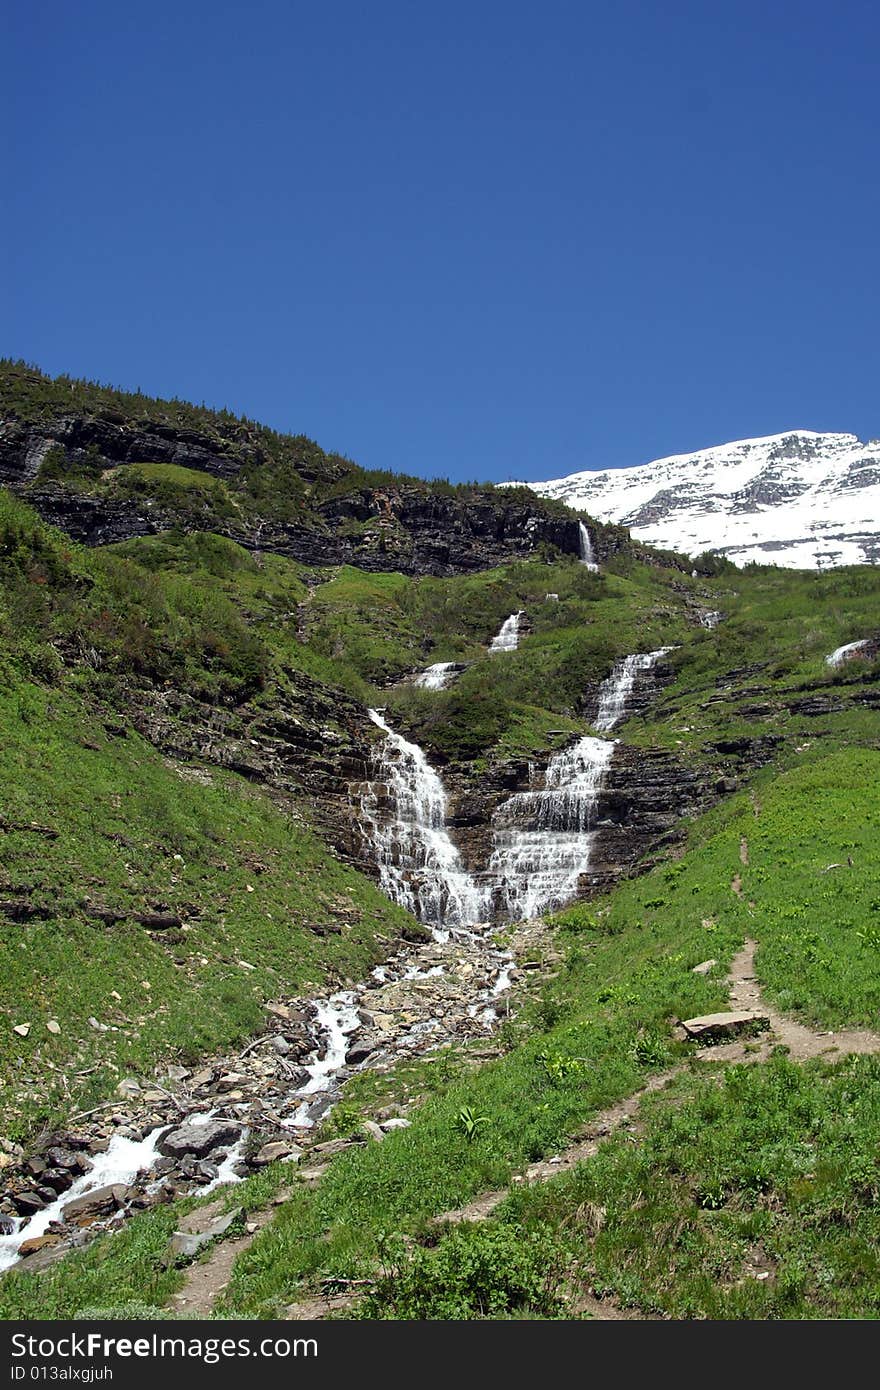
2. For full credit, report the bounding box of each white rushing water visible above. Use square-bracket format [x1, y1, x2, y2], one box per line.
[486, 736, 616, 921]
[594, 648, 673, 732]
[413, 662, 459, 690]
[360, 710, 487, 928]
[0, 1126, 170, 1272]
[489, 612, 523, 652]
[826, 639, 870, 667]
[578, 521, 599, 571]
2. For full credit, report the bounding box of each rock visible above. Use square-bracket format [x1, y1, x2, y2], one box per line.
[12, 1192, 46, 1216]
[691, 959, 717, 975]
[0, 1216, 15, 1235]
[253, 1141, 302, 1167]
[310, 1138, 358, 1157]
[17, 1239, 72, 1272]
[271, 1035, 291, 1055]
[45, 1147, 81, 1171]
[680, 1010, 770, 1041]
[18, 1234, 61, 1257]
[62, 1184, 128, 1224]
[298, 1165, 329, 1185]
[164, 1065, 190, 1083]
[346, 1043, 376, 1065]
[361, 1120, 386, 1143]
[46, 1020, 61, 1035]
[134, 912, 182, 931]
[216, 1072, 248, 1093]
[190, 1067, 216, 1088]
[12, 1024, 30, 1038]
[40, 1169, 74, 1195]
[266, 1003, 290, 1021]
[380, 1117, 411, 1131]
[158, 1119, 241, 1160]
[166, 1208, 241, 1262]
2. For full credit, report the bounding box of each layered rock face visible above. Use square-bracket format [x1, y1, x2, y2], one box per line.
[0, 411, 631, 577]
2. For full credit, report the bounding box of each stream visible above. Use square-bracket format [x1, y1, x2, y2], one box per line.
[0, 644, 667, 1271]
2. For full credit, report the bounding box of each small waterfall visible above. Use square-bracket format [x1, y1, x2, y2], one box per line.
[485, 736, 616, 920]
[595, 648, 673, 732]
[414, 662, 459, 690]
[360, 711, 487, 929]
[826, 639, 870, 667]
[489, 612, 524, 653]
[578, 522, 599, 572]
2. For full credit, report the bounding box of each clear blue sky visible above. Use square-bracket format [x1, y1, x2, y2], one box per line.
[6, 1, 879, 483]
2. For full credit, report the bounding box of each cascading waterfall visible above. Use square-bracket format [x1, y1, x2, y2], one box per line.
[489, 611, 523, 652]
[360, 710, 487, 929]
[414, 662, 459, 689]
[578, 522, 599, 571]
[594, 648, 673, 732]
[826, 639, 869, 667]
[486, 736, 616, 920]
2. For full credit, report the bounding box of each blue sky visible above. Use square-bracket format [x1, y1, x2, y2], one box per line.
[6, 1, 880, 483]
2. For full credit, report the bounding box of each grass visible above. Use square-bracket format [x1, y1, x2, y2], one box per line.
[488, 1052, 880, 1319]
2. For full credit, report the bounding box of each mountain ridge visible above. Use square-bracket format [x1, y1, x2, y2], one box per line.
[513, 428, 880, 569]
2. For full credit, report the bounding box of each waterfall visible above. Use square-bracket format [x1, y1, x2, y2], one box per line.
[489, 611, 523, 652]
[486, 736, 616, 920]
[414, 662, 459, 690]
[360, 711, 487, 929]
[595, 648, 673, 732]
[578, 522, 599, 572]
[826, 639, 870, 667]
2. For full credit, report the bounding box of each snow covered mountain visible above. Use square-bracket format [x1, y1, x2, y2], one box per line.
[517, 431, 880, 569]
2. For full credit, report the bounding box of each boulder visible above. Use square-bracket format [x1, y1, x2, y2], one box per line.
[680, 1010, 770, 1042]
[158, 1119, 241, 1160]
[62, 1184, 128, 1224]
[166, 1208, 241, 1262]
[18, 1234, 61, 1257]
[691, 959, 717, 976]
[253, 1141, 302, 1167]
[12, 1192, 45, 1216]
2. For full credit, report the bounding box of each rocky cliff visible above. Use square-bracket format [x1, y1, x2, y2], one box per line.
[0, 365, 633, 577]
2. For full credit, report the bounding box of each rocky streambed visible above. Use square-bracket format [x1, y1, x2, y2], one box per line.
[0, 917, 533, 1276]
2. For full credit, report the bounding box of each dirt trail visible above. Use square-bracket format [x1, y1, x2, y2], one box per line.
[169, 1196, 287, 1318]
[704, 938, 880, 1064]
[169, 937, 880, 1320]
[438, 1067, 682, 1227]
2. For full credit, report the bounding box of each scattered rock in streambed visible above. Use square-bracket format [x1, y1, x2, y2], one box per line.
[159, 1120, 242, 1161]
[1, 909, 527, 1273]
[62, 1184, 128, 1225]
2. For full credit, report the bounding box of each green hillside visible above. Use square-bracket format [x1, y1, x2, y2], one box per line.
[1, 369, 879, 1321]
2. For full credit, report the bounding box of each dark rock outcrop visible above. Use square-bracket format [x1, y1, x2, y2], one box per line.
[1, 408, 634, 578]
